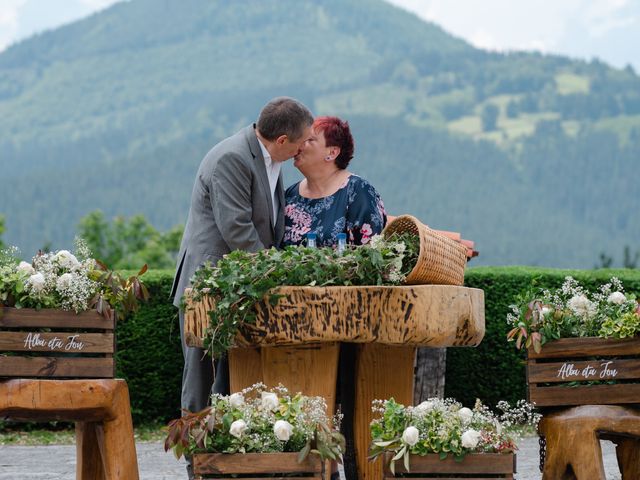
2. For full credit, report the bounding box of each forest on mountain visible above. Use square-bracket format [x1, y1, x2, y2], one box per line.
[1, 0, 638, 267]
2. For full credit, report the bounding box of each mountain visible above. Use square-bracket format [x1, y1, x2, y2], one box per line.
[1, 0, 639, 267]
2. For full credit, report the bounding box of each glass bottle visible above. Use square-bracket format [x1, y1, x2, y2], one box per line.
[306, 232, 317, 248]
[336, 233, 347, 254]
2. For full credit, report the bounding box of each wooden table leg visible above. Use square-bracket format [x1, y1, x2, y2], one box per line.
[76, 421, 106, 480]
[354, 344, 415, 480]
[229, 347, 263, 392]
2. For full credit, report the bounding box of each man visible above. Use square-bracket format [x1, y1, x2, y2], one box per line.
[170, 96, 313, 433]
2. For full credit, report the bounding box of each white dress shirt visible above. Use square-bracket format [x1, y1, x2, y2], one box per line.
[257, 139, 281, 221]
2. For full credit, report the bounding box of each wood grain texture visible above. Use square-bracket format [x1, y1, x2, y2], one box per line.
[0, 331, 115, 352]
[355, 344, 415, 480]
[539, 405, 640, 480]
[1, 307, 114, 329]
[528, 358, 640, 383]
[228, 347, 262, 392]
[383, 452, 515, 477]
[528, 337, 640, 359]
[184, 285, 484, 349]
[193, 452, 323, 474]
[1, 379, 139, 479]
[0, 356, 114, 378]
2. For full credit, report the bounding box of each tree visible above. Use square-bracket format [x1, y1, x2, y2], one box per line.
[481, 104, 499, 131]
[0, 214, 5, 250]
[77, 211, 183, 269]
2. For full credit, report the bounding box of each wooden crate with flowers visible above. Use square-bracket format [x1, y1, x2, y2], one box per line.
[369, 397, 538, 479]
[165, 384, 343, 479]
[507, 276, 640, 407]
[0, 242, 148, 378]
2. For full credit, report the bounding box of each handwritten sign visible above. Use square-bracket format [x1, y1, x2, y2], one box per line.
[23, 332, 85, 352]
[557, 361, 618, 380]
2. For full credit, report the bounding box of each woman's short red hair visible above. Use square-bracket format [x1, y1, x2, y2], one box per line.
[313, 116, 354, 169]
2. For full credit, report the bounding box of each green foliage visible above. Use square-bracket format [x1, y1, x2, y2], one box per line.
[446, 267, 640, 408]
[481, 104, 499, 131]
[114, 269, 183, 423]
[0, 215, 5, 250]
[78, 210, 182, 270]
[188, 234, 417, 358]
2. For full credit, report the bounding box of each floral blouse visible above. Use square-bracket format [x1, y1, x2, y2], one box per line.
[283, 175, 387, 247]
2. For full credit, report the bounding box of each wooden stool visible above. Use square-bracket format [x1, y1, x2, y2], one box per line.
[539, 405, 640, 480]
[0, 379, 140, 480]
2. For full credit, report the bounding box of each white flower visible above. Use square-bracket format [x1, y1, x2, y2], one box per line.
[414, 400, 435, 414]
[273, 420, 293, 441]
[56, 273, 73, 290]
[369, 235, 384, 249]
[541, 306, 552, 316]
[394, 242, 406, 254]
[401, 426, 419, 446]
[461, 429, 481, 449]
[27, 273, 46, 293]
[229, 419, 247, 439]
[228, 393, 245, 408]
[261, 392, 279, 411]
[608, 292, 626, 305]
[567, 294, 596, 318]
[54, 250, 80, 270]
[17, 261, 35, 276]
[457, 407, 473, 423]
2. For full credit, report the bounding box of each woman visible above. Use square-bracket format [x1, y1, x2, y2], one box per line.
[283, 116, 386, 247]
[283, 116, 386, 479]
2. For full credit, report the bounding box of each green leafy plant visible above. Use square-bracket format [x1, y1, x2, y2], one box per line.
[507, 276, 640, 352]
[164, 383, 345, 463]
[186, 233, 418, 358]
[369, 397, 538, 475]
[0, 238, 149, 320]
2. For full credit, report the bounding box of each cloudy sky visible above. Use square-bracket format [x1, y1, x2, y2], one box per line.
[1, 0, 639, 70]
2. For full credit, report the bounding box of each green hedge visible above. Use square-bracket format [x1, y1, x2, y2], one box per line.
[116, 267, 640, 424]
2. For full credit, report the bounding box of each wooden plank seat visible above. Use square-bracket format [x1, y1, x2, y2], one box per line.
[539, 405, 640, 479]
[0, 379, 139, 480]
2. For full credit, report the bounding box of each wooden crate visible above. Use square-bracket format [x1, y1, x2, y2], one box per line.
[383, 452, 515, 479]
[192, 452, 324, 479]
[527, 336, 640, 408]
[0, 307, 115, 378]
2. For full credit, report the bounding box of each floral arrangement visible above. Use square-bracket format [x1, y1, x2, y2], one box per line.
[369, 397, 539, 474]
[187, 232, 419, 358]
[164, 383, 345, 462]
[0, 238, 149, 320]
[507, 276, 640, 352]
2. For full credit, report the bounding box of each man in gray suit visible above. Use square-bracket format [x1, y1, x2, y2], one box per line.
[171, 97, 313, 424]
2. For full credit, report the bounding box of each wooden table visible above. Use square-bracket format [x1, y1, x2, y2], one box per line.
[0, 379, 139, 480]
[186, 285, 485, 480]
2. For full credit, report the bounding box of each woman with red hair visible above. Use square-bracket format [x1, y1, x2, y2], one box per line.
[283, 116, 386, 479]
[283, 116, 386, 248]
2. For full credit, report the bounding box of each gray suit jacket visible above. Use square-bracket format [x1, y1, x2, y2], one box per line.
[171, 124, 285, 307]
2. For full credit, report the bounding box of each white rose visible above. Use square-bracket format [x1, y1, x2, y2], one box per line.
[261, 392, 279, 411]
[273, 420, 293, 441]
[414, 400, 435, 414]
[457, 407, 473, 423]
[28, 273, 46, 293]
[228, 393, 245, 408]
[401, 426, 419, 446]
[54, 250, 80, 270]
[461, 429, 481, 449]
[17, 261, 35, 276]
[541, 306, 552, 316]
[56, 273, 73, 290]
[608, 292, 626, 305]
[229, 419, 247, 439]
[568, 294, 596, 318]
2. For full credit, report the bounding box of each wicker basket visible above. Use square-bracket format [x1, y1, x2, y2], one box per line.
[382, 215, 467, 285]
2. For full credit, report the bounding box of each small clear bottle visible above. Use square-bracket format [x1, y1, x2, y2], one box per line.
[306, 232, 317, 248]
[336, 233, 347, 254]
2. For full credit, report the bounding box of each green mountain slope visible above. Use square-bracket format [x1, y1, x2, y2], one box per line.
[0, 0, 638, 267]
